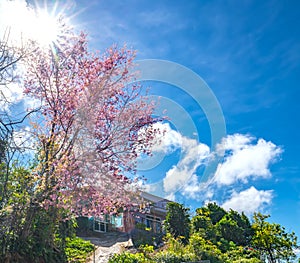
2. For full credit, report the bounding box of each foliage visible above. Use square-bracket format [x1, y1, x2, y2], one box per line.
[1, 8, 298, 263]
[191, 213, 217, 241]
[153, 250, 194, 263]
[188, 232, 224, 263]
[108, 252, 150, 263]
[192, 202, 227, 243]
[205, 202, 227, 224]
[216, 209, 253, 246]
[139, 244, 154, 255]
[131, 228, 162, 248]
[223, 244, 262, 263]
[164, 202, 190, 244]
[23, 30, 159, 216]
[135, 222, 147, 230]
[65, 237, 95, 263]
[75, 216, 91, 235]
[108, 204, 298, 263]
[251, 212, 298, 263]
[154, 233, 196, 262]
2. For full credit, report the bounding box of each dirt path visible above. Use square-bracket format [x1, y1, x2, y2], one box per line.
[82, 232, 134, 263]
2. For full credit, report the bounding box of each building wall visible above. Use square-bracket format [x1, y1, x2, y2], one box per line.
[87, 193, 172, 234]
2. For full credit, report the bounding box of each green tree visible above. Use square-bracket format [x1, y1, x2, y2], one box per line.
[164, 202, 190, 244]
[206, 202, 227, 225]
[191, 213, 217, 241]
[251, 213, 298, 263]
[224, 245, 262, 263]
[194, 203, 226, 225]
[188, 233, 224, 263]
[217, 209, 253, 246]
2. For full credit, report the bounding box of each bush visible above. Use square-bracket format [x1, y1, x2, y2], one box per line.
[232, 259, 262, 263]
[188, 233, 224, 263]
[154, 251, 183, 263]
[65, 237, 95, 263]
[108, 252, 149, 263]
[224, 246, 262, 263]
[154, 250, 195, 263]
[135, 222, 146, 230]
[131, 228, 163, 248]
[153, 234, 196, 263]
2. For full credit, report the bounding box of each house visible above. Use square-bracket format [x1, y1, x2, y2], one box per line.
[133, 191, 171, 233]
[87, 191, 172, 234]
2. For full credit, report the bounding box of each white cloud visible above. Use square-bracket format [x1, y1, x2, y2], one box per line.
[181, 173, 209, 200]
[164, 192, 176, 201]
[179, 133, 281, 205]
[221, 186, 273, 215]
[145, 131, 281, 205]
[140, 122, 210, 198]
[0, 83, 24, 111]
[214, 134, 282, 186]
[149, 122, 182, 154]
[162, 131, 210, 195]
[136, 122, 183, 171]
[216, 133, 254, 154]
[0, 0, 32, 46]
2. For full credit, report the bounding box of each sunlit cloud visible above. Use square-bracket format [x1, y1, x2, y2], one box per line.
[149, 122, 182, 154]
[169, 132, 281, 214]
[143, 125, 281, 207]
[144, 123, 210, 195]
[213, 134, 282, 186]
[221, 186, 273, 215]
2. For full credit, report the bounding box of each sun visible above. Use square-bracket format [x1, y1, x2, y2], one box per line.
[31, 8, 60, 47]
[0, 0, 66, 48]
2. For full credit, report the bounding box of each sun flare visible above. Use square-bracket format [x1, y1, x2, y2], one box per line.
[30, 9, 60, 47]
[0, 0, 65, 48]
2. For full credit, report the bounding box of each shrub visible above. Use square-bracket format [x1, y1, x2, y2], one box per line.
[154, 250, 195, 263]
[154, 251, 183, 263]
[108, 252, 150, 263]
[131, 228, 163, 248]
[188, 233, 224, 263]
[153, 234, 196, 263]
[65, 237, 95, 263]
[135, 222, 146, 230]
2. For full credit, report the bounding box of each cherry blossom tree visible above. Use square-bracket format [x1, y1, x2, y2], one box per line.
[0, 19, 160, 260]
[23, 30, 159, 219]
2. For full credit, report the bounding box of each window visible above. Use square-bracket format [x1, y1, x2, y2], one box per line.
[110, 213, 123, 228]
[145, 215, 161, 233]
[94, 219, 107, 232]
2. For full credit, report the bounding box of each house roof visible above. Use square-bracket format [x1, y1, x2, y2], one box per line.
[141, 191, 172, 204]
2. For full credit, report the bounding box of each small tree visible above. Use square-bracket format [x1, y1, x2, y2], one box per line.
[192, 202, 226, 242]
[251, 213, 298, 263]
[206, 202, 226, 225]
[164, 202, 190, 244]
[217, 209, 253, 246]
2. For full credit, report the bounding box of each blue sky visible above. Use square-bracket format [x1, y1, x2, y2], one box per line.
[1, 0, 299, 239]
[72, 0, 300, 236]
